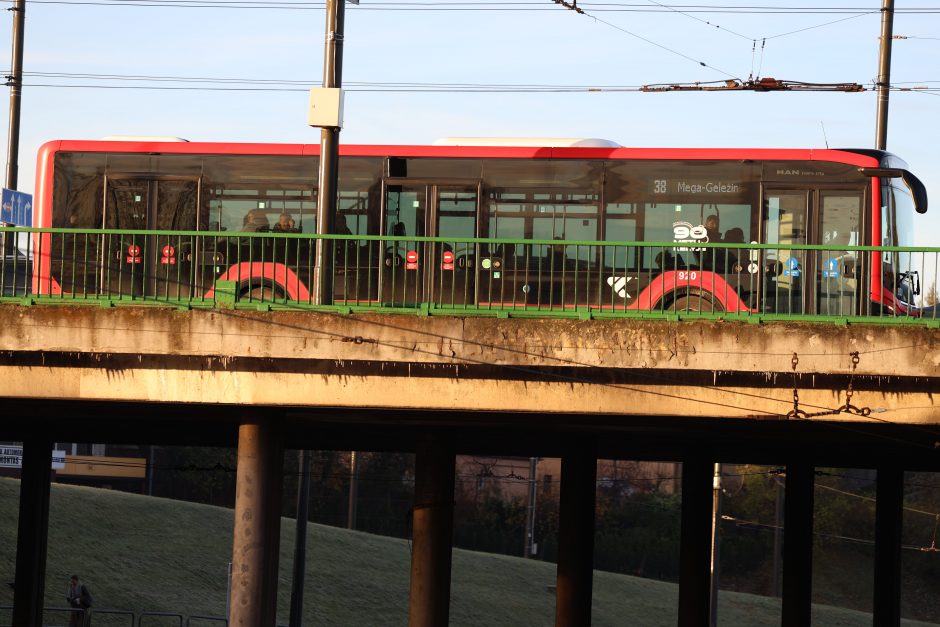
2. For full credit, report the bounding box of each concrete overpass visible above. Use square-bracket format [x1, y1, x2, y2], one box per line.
[2, 304, 939, 626]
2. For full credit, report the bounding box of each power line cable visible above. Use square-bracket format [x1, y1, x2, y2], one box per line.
[16, 71, 940, 96]
[552, 0, 740, 78]
[8, 0, 940, 11]
[641, 0, 754, 40]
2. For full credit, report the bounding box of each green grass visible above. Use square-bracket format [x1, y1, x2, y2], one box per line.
[0, 478, 935, 626]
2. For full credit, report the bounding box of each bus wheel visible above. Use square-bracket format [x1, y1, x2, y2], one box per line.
[667, 294, 721, 313]
[239, 281, 285, 302]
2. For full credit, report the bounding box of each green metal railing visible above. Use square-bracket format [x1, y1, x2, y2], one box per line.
[1, 227, 937, 325]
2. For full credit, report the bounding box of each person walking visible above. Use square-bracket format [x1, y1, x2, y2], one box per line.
[66, 575, 93, 627]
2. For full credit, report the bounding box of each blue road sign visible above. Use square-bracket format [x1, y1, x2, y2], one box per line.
[1, 188, 32, 226]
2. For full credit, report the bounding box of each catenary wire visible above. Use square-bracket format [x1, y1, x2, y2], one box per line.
[13, 71, 940, 95]
[8, 0, 940, 11]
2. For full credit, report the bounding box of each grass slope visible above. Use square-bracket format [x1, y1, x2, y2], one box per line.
[0, 479, 935, 626]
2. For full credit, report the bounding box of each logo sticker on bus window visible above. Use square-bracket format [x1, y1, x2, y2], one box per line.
[441, 250, 455, 271]
[673, 221, 708, 251]
[783, 257, 801, 277]
[161, 244, 176, 265]
[606, 276, 633, 299]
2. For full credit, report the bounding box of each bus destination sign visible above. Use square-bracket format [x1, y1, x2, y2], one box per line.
[651, 179, 744, 196]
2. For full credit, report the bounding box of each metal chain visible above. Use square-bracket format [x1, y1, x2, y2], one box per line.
[840, 350, 871, 417]
[787, 353, 807, 419]
[787, 351, 871, 419]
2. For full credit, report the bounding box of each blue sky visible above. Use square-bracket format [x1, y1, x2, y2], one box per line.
[2, 1, 938, 257]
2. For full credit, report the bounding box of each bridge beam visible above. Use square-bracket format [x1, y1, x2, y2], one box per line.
[408, 432, 456, 627]
[873, 465, 903, 626]
[781, 462, 815, 627]
[11, 439, 51, 627]
[230, 420, 284, 627]
[678, 458, 713, 627]
[554, 444, 597, 627]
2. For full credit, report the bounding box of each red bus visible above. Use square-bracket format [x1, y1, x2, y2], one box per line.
[32, 137, 928, 315]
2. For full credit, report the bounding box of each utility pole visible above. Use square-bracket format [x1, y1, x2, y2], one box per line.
[5, 0, 24, 191]
[524, 457, 538, 557]
[289, 450, 312, 627]
[875, 0, 895, 150]
[3, 0, 25, 256]
[292, 0, 349, 617]
[347, 451, 358, 530]
[312, 0, 346, 306]
[709, 463, 722, 627]
[771, 476, 783, 597]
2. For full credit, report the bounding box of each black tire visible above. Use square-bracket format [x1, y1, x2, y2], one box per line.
[666, 293, 722, 313]
[239, 281, 285, 303]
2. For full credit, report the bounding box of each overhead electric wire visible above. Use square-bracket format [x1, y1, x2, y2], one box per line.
[8, 0, 940, 11]
[13, 71, 940, 94]
[763, 11, 874, 40]
[641, 0, 754, 40]
[17, 72, 646, 92]
[18, 82, 646, 93]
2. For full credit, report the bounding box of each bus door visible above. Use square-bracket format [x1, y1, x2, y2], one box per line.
[816, 190, 863, 316]
[104, 176, 200, 298]
[381, 180, 479, 307]
[761, 190, 809, 314]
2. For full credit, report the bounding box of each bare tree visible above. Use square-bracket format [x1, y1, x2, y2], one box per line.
[925, 282, 938, 307]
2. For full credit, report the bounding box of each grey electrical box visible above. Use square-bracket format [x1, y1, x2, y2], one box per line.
[308, 87, 344, 128]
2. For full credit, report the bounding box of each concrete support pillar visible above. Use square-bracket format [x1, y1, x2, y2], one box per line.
[12, 439, 52, 627]
[408, 433, 455, 627]
[230, 421, 284, 627]
[781, 462, 814, 627]
[554, 444, 597, 627]
[873, 466, 903, 627]
[678, 458, 712, 627]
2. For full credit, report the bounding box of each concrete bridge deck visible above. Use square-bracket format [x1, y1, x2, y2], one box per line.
[0, 305, 937, 418]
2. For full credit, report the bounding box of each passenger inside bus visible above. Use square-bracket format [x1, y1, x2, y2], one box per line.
[722, 227, 746, 272]
[272, 213, 298, 233]
[655, 250, 680, 271]
[705, 214, 722, 243]
[242, 210, 270, 232]
[334, 215, 358, 264]
[335, 215, 353, 235]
